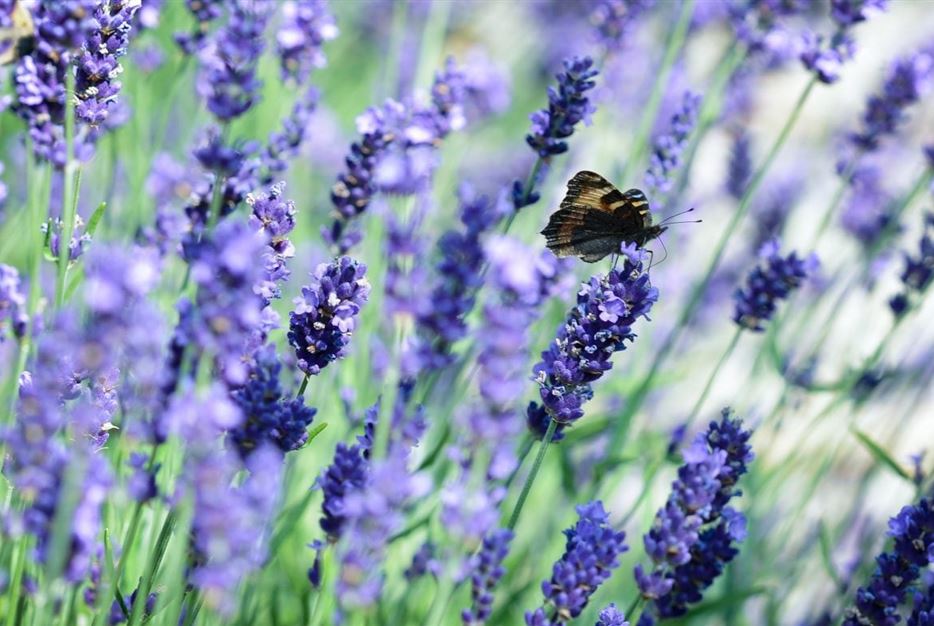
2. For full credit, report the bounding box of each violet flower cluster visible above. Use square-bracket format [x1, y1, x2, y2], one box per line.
[843, 498, 934, 625]
[525, 56, 598, 161]
[801, 0, 888, 85]
[318, 429, 371, 542]
[635, 411, 754, 622]
[288, 256, 370, 377]
[175, 0, 224, 53]
[532, 244, 658, 429]
[645, 90, 702, 196]
[590, 0, 653, 52]
[889, 212, 934, 317]
[596, 605, 629, 626]
[525, 501, 628, 625]
[733, 239, 817, 332]
[276, 0, 338, 85]
[0, 263, 28, 341]
[247, 183, 297, 341]
[462, 528, 514, 626]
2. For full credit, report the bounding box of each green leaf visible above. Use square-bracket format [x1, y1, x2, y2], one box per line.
[852, 428, 911, 481]
[85, 201, 107, 238]
[304, 422, 329, 447]
[817, 519, 842, 589]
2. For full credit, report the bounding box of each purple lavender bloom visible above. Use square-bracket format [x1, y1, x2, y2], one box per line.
[43, 214, 92, 263]
[404, 542, 438, 581]
[288, 256, 370, 376]
[590, 0, 652, 52]
[414, 185, 505, 369]
[831, 0, 887, 27]
[645, 91, 701, 196]
[175, 0, 223, 53]
[318, 440, 369, 542]
[733, 239, 817, 332]
[184, 219, 265, 385]
[0, 161, 7, 210]
[196, 0, 273, 121]
[801, 31, 855, 84]
[850, 49, 934, 151]
[889, 213, 934, 317]
[729, 0, 805, 64]
[525, 56, 599, 161]
[0, 264, 29, 341]
[276, 0, 338, 84]
[384, 209, 432, 335]
[74, 0, 141, 132]
[726, 131, 752, 200]
[909, 584, 934, 626]
[261, 87, 318, 183]
[840, 164, 895, 250]
[336, 452, 430, 608]
[525, 501, 628, 625]
[533, 245, 657, 426]
[637, 411, 754, 620]
[596, 604, 629, 626]
[229, 344, 316, 459]
[843, 499, 934, 625]
[462, 529, 514, 626]
[247, 184, 296, 342]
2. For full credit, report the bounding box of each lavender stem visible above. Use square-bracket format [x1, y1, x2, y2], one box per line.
[684, 326, 742, 428]
[55, 68, 78, 310]
[507, 418, 558, 530]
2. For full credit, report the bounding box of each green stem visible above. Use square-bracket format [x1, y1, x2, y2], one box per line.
[684, 327, 742, 428]
[296, 374, 309, 399]
[3, 538, 26, 626]
[626, 596, 644, 622]
[618, 0, 695, 185]
[128, 510, 176, 626]
[413, 0, 452, 90]
[507, 419, 558, 530]
[422, 576, 455, 626]
[56, 68, 77, 310]
[600, 75, 818, 475]
[309, 547, 334, 626]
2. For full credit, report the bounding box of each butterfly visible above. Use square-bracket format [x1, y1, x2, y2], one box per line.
[0, 1, 35, 66]
[541, 170, 666, 263]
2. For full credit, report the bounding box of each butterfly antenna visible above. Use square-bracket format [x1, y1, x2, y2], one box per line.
[660, 207, 698, 224]
[650, 234, 670, 270]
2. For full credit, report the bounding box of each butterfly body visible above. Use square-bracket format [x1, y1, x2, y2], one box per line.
[541, 170, 666, 262]
[0, 1, 35, 66]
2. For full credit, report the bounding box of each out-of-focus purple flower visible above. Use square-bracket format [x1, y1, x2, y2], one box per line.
[404, 542, 439, 581]
[229, 344, 316, 459]
[850, 49, 934, 151]
[525, 501, 628, 625]
[474, 236, 569, 475]
[801, 31, 855, 84]
[188, 442, 282, 615]
[108, 587, 156, 624]
[261, 87, 318, 183]
[196, 0, 273, 121]
[336, 451, 430, 608]
[729, 1, 804, 65]
[183, 219, 265, 385]
[637, 411, 754, 620]
[590, 0, 652, 52]
[288, 256, 370, 377]
[43, 214, 92, 263]
[384, 207, 432, 339]
[462, 529, 513, 626]
[525, 56, 598, 161]
[840, 163, 895, 250]
[0, 161, 7, 210]
[533, 245, 657, 427]
[831, 0, 887, 27]
[276, 0, 337, 84]
[176, 0, 223, 53]
[726, 130, 752, 200]
[595, 604, 629, 626]
[733, 239, 817, 332]
[645, 90, 701, 196]
[0, 264, 28, 341]
[843, 499, 934, 625]
[889, 212, 934, 318]
[415, 185, 506, 370]
[74, 0, 141, 133]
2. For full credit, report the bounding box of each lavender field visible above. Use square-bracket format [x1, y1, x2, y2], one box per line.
[1, 0, 933, 624]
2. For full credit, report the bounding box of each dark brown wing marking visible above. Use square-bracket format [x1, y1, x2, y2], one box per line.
[560, 170, 624, 215]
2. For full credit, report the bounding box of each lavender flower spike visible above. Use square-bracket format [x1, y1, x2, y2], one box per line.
[288, 256, 370, 376]
[276, 0, 338, 85]
[595, 604, 629, 626]
[526, 56, 599, 161]
[462, 529, 514, 626]
[843, 498, 934, 625]
[533, 244, 657, 428]
[525, 501, 628, 625]
[645, 91, 702, 196]
[733, 239, 817, 332]
[0, 264, 28, 341]
[889, 212, 934, 317]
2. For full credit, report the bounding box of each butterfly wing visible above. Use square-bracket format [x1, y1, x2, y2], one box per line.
[542, 171, 651, 262]
[0, 2, 35, 66]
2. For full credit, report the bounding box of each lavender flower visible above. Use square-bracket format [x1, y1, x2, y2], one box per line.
[229, 345, 316, 459]
[889, 213, 934, 317]
[729, 0, 804, 64]
[909, 584, 934, 626]
[43, 214, 92, 263]
[645, 91, 701, 196]
[596, 605, 629, 626]
[196, 0, 273, 121]
[318, 440, 369, 542]
[276, 0, 338, 84]
[801, 1, 887, 84]
[525, 501, 628, 625]
[733, 239, 817, 332]
[74, 0, 141, 132]
[175, 0, 223, 53]
[414, 185, 505, 369]
[261, 87, 318, 183]
[525, 56, 598, 161]
[831, 0, 888, 26]
[404, 542, 438, 581]
[288, 256, 370, 376]
[726, 130, 752, 200]
[533, 245, 657, 427]
[850, 49, 934, 151]
[840, 164, 894, 250]
[590, 0, 652, 52]
[0, 264, 28, 341]
[637, 411, 754, 621]
[843, 499, 934, 625]
[184, 219, 265, 385]
[462, 529, 514, 626]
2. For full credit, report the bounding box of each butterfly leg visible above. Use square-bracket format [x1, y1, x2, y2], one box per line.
[610, 253, 619, 270]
